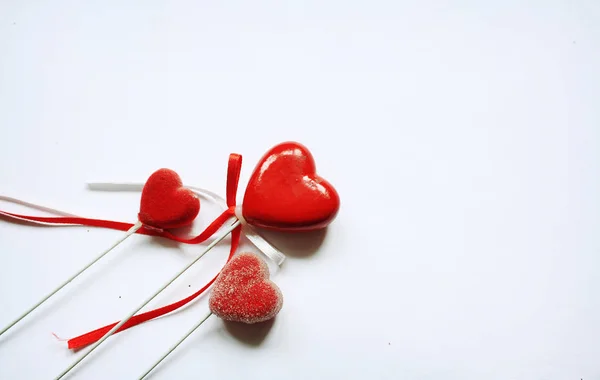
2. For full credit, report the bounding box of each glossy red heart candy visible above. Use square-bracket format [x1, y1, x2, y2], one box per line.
[138, 168, 200, 229]
[242, 141, 340, 231]
[209, 252, 283, 324]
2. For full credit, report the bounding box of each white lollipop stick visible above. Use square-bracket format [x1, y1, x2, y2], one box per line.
[138, 311, 214, 379]
[0, 194, 81, 226]
[0, 194, 78, 217]
[0, 220, 142, 338]
[53, 220, 241, 380]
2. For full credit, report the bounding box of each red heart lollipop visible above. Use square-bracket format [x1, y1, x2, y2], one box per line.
[209, 252, 283, 324]
[138, 168, 200, 229]
[242, 141, 340, 231]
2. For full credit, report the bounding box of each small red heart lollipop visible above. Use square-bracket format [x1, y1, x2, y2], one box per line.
[138, 168, 200, 230]
[242, 141, 340, 231]
[209, 252, 283, 324]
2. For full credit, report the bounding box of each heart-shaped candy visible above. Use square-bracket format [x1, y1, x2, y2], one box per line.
[242, 141, 340, 231]
[138, 168, 200, 229]
[209, 252, 283, 324]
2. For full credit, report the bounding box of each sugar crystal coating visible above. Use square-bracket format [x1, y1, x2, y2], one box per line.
[209, 252, 283, 324]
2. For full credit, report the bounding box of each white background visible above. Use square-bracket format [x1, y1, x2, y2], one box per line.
[1, 1, 599, 379]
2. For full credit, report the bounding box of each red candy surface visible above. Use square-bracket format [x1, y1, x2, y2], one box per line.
[209, 252, 283, 324]
[242, 141, 340, 231]
[138, 168, 200, 229]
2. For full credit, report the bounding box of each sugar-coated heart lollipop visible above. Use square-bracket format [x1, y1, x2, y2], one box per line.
[0, 168, 199, 339]
[138, 252, 282, 379]
[209, 252, 283, 324]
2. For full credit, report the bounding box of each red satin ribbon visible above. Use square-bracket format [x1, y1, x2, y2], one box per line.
[0, 207, 235, 245]
[0, 154, 244, 350]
